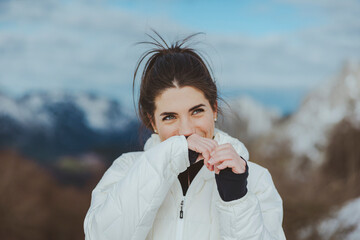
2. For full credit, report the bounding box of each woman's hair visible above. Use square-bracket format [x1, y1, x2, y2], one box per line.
[133, 31, 219, 131]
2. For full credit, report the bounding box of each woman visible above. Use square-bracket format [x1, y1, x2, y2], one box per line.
[84, 33, 286, 240]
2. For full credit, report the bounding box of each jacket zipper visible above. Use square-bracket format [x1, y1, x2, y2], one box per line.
[176, 196, 185, 240]
[180, 199, 184, 219]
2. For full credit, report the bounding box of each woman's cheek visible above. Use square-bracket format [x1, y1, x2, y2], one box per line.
[195, 117, 214, 138]
[159, 125, 178, 141]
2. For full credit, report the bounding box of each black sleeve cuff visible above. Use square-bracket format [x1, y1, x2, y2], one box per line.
[215, 158, 249, 202]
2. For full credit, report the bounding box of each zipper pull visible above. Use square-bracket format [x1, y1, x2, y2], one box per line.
[180, 200, 184, 219]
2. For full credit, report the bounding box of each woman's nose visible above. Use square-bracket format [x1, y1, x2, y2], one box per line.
[179, 118, 194, 137]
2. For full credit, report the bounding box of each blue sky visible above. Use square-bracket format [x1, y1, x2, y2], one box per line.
[112, 0, 315, 35]
[0, 0, 359, 113]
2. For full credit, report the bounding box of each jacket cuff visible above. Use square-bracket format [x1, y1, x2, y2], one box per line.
[144, 135, 190, 175]
[215, 158, 249, 202]
[170, 135, 190, 173]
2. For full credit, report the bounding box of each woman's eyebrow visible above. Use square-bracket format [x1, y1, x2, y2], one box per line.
[160, 111, 178, 116]
[189, 104, 205, 112]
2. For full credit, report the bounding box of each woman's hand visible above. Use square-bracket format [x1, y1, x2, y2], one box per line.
[208, 143, 246, 174]
[186, 134, 218, 171]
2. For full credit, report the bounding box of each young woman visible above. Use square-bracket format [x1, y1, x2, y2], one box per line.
[84, 33, 286, 240]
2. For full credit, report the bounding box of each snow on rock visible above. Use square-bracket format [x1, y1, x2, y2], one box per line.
[282, 61, 360, 166]
[300, 197, 360, 240]
[0, 91, 134, 132]
[318, 197, 360, 240]
[73, 93, 132, 131]
[0, 92, 53, 127]
[220, 95, 281, 140]
[75, 94, 111, 130]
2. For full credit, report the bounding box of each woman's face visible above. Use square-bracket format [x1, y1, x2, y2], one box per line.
[151, 86, 217, 142]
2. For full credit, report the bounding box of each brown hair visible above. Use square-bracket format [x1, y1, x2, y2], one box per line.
[133, 31, 219, 131]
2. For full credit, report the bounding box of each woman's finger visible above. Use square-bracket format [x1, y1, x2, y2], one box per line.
[217, 159, 246, 174]
[197, 138, 218, 158]
[210, 143, 233, 155]
[202, 138, 218, 150]
[187, 134, 219, 171]
[217, 159, 236, 169]
[214, 162, 221, 174]
[195, 142, 211, 161]
[196, 139, 217, 162]
[208, 151, 237, 165]
[199, 140, 215, 155]
[191, 141, 214, 170]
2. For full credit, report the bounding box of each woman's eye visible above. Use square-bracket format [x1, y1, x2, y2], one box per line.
[192, 108, 204, 115]
[162, 115, 176, 121]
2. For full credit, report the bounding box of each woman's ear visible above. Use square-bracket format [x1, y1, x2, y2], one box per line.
[213, 101, 218, 120]
[147, 113, 157, 132]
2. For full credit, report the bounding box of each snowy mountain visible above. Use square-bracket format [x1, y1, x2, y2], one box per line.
[253, 61, 360, 172]
[0, 91, 143, 163]
[218, 95, 281, 142]
[283, 61, 360, 167]
[245, 62, 360, 240]
[0, 91, 134, 131]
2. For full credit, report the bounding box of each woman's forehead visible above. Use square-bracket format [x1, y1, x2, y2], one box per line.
[154, 86, 209, 113]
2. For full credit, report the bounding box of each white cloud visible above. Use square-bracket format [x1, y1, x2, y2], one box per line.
[0, 0, 191, 97]
[206, 0, 360, 89]
[0, 0, 359, 104]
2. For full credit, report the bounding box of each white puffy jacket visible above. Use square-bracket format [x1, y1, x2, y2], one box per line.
[84, 129, 286, 240]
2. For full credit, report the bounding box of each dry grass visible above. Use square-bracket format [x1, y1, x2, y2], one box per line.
[0, 150, 95, 240]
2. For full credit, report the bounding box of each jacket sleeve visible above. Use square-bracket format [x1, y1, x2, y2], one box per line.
[215, 167, 286, 240]
[83, 135, 189, 240]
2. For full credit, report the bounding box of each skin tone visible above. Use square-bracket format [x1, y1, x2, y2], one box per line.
[150, 86, 246, 174]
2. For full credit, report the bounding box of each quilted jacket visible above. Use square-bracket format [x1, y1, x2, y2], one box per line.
[84, 129, 286, 240]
